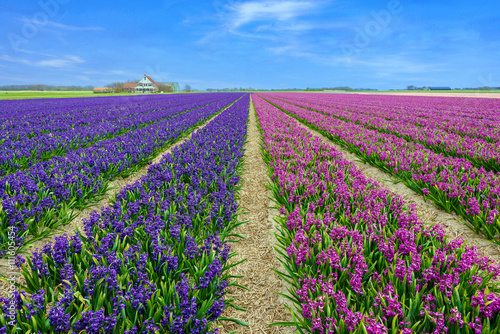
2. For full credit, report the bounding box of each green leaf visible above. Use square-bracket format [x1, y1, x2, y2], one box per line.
[269, 321, 298, 327]
[218, 317, 250, 327]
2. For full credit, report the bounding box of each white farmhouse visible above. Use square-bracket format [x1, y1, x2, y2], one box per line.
[135, 75, 158, 93]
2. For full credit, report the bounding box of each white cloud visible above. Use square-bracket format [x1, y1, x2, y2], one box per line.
[255, 21, 350, 33]
[37, 59, 74, 68]
[37, 55, 84, 68]
[15, 49, 57, 57]
[268, 42, 319, 59]
[65, 55, 85, 63]
[109, 70, 128, 75]
[0, 54, 85, 69]
[335, 54, 448, 77]
[0, 75, 34, 82]
[266, 41, 448, 77]
[200, 0, 446, 80]
[0, 55, 32, 65]
[228, 1, 318, 29]
[76, 75, 91, 81]
[195, 0, 336, 46]
[21, 18, 105, 31]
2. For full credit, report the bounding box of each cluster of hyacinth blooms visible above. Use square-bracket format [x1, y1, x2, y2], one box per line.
[0, 94, 250, 333]
[263, 93, 500, 173]
[266, 92, 500, 143]
[0, 94, 225, 138]
[252, 94, 500, 333]
[0, 94, 236, 176]
[255, 93, 500, 244]
[0, 93, 245, 256]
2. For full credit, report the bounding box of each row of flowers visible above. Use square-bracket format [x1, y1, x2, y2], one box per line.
[253, 94, 500, 333]
[0, 94, 244, 255]
[264, 93, 500, 172]
[266, 92, 500, 143]
[0, 95, 173, 141]
[256, 93, 500, 243]
[0, 94, 234, 176]
[0, 94, 250, 333]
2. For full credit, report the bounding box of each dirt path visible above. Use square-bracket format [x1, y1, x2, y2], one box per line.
[0, 108, 227, 291]
[218, 98, 295, 334]
[290, 117, 500, 267]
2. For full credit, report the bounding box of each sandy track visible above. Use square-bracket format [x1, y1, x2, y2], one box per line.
[218, 98, 295, 334]
[289, 116, 500, 269]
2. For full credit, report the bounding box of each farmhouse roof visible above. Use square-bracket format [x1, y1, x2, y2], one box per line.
[143, 75, 157, 86]
[94, 87, 108, 91]
[123, 82, 136, 89]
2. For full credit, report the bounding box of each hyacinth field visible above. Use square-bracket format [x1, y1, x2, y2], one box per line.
[1, 92, 500, 333]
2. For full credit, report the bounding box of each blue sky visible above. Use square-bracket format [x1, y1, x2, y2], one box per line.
[0, 0, 499, 90]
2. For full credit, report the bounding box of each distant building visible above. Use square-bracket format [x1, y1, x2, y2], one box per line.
[428, 87, 452, 90]
[123, 82, 136, 93]
[135, 75, 158, 93]
[103, 76, 180, 93]
[93, 87, 110, 93]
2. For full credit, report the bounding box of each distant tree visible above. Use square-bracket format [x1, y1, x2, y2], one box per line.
[406, 85, 417, 91]
[184, 85, 191, 92]
[115, 82, 124, 93]
[156, 83, 172, 93]
[106, 82, 124, 93]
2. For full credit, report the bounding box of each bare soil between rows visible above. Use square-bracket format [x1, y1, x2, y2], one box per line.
[218, 98, 295, 334]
